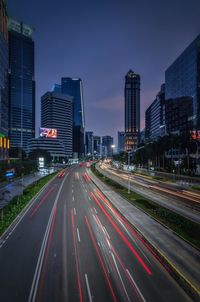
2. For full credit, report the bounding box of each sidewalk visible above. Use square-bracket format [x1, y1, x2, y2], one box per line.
[0, 172, 44, 210]
[88, 169, 200, 296]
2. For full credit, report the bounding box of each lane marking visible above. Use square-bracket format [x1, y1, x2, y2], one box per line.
[28, 172, 69, 302]
[88, 196, 91, 201]
[94, 207, 97, 214]
[0, 176, 56, 243]
[103, 226, 110, 239]
[72, 189, 74, 194]
[85, 216, 117, 302]
[74, 208, 77, 215]
[72, 196, 75, 201]
[111, 253, 130, 302]
[77, 228, 81, 242]
[71, 210, 83, 302]
[126, 269, 146, 302]
[28, 206, 56, 302]
[85, 274, 93, 302]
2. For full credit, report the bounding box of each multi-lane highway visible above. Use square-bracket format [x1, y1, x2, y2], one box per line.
[99, 163, 200, 224]
[0, 165, 191, 301]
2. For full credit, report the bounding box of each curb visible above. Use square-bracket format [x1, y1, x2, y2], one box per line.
[89, 167, 200, 301]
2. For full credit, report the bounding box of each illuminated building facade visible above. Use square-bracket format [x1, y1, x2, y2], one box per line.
[124, 70, 140, 151]
[41, 92, 73, 158]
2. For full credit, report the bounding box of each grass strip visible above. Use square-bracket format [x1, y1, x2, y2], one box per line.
[0, 172, 57, 236]
[191, 185, 200, 191]
[91, 164, 200, 250]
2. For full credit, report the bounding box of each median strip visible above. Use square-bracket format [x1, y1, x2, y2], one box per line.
[91, 164, 200, 250]
[0, 172, 57, 236]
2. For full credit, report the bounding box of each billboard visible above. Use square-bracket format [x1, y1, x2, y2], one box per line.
[40, 128, 57, 138]
[191, 130, 200, 140]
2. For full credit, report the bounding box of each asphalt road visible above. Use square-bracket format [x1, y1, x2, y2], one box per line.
[0, 165, 192, 301]
[99, 163, 200, 224]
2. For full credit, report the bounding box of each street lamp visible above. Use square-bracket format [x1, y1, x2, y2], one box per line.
[111, 144, 115, 158]
[127, 145, 145, 194]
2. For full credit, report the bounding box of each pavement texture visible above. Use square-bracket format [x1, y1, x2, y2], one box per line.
[90, 165, 200, 296]
[0, 165, 195, 302]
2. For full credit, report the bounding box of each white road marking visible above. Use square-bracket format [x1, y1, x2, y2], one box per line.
[111, 253, 130, 302]
[28, 173, 68, 302]
[126, 269, 146, 302]
[77, 228, 81, 242]
[88, 196, 91, 201]
[103, 226, 110, 239]
[94, 207, 97, 214]
[85, 188, 88, 193]
[72, 196, 75, 201]
[85, 274, 93, 302]
[74, 208, 77, 215]
[72, 189, 74, 194]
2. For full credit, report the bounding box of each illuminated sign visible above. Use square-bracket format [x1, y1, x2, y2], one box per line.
[38, 157, 44, 168]
[39, 128, 57, 138]
[5, 169, 15, 178]
[191, 130, 200, 140]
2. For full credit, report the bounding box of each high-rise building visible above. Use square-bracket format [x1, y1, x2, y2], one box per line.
[61, 77, 85, 158]
[165, 97, 193, 135]
[117, 131, 125, 153]
[102, 135, 114, 157]
[41, 92, 73, 158]
[85, 131, 94, 156]
[8, 18, 35, 150]
[124, 70, 140, 151]
[0, 0, 8, 137]
[145, 84, 165, 142]
[93, 135, 101, 157]
[165, 34, 200, 129]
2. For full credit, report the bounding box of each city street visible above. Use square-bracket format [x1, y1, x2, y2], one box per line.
[0, 165, 191, 302]
[99, 163, 200, 224]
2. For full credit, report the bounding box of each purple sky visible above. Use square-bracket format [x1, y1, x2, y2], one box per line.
[7, 0, 200, 143]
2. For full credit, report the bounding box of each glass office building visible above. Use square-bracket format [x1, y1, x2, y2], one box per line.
[8, 19, 35, 150]
[0, 0, 8, 137]
[145, 84, 165, 142]
[61, 77, 85, 158]
[165, 34, 200, 129]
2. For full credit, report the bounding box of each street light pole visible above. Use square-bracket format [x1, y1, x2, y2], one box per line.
[128, 151, 130, 194]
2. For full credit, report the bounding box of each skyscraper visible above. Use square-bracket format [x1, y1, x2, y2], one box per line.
[0, 0, 9, 159]
[85, 131, 94, 156]
[145, 84, 165, 142]
[165, 34, 200, 129]
[41, 92, 73, 158]
[102, 135, 114, 157]
[8, 19, 35, 150]
[124, 70, 140, 151]
[117, 131, 125, 153]
[61, 77, 85, 158]
[0, 0, 8, 136]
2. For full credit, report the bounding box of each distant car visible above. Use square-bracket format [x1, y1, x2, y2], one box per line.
[58, 171, 65, 178]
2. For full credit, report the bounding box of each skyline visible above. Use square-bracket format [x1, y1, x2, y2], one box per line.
[6, 0, 200, 142]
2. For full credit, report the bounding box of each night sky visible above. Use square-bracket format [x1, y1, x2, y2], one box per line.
[6, 0, 200, 143]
